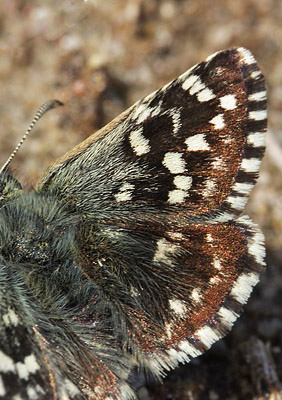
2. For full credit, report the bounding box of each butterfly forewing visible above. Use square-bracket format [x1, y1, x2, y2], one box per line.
[37, 48, 266, 223]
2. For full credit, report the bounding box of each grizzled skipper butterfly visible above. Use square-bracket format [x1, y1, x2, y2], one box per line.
[0, 47, 266, 399]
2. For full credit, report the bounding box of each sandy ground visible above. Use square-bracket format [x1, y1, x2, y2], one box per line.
[0, 1, 282, 399]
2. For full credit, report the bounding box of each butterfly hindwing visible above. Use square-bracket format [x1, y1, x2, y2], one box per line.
[77, 213, 265, 374]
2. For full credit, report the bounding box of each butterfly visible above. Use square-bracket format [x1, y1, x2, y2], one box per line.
[0, 47, 266, 399]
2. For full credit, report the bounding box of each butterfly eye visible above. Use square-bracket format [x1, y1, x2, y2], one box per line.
[0, 170, 22, 208]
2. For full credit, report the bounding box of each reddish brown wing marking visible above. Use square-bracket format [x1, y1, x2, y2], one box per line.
[75, 212, 264, 373]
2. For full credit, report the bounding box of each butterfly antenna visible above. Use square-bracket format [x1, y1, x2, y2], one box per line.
[0, 99, 63, 174]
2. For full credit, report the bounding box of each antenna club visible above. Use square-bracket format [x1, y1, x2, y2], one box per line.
[42, 99, 64, 112]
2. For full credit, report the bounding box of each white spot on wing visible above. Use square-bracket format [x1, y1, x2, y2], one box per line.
[185, 133, 210, 151]
[202, 179, 216, 197]
[230, 272, 259, 304]
[162, 152, 186, 174]
[3, 308, 19, 326]
[207, 234, 213, 243]
[223, 136, 233, 145]
[129, 128, 150, 156]
[251, 70, 261, 79]
[220, 94, 237, 110]
[217, 306, 238, 328]
[241, 158, 260, 173]
[238, 47, 256, 65]
[16, 354, 40, 380]
[132, 102, 149, 121]
[212, 157, 225, 169]
[151, 105, 162, 117]
[209, 114, 225, 130]
[197, 87, 216, 102]
[226, 195, 248, 210]
[167, 189, 187, 204]
[248, 233, 265, 264]
[214, 258, 222, 270]
[167, 231, 183, 240]
[167, 348, 189, 364]
[233, 182, 254, 194]
[189, 79, 205, 96]
[178, 340, 202, 357]
[247, 132, 265, 147]
[171, 108, 181, 135]
[169, 299, 187, 316]
[196, 326, 219, 347]
[115, 183, 135, 202]
[145, 356, 166, 377]
[191, 288, 202, 303]
[213, 212, 234, 222]
[249, 110, 267, 121]
[173, 175, 192, 190]
[151, 100, 163, 118]
[182, 74, 199, 91]
[136, 107, 151, 124]
[242, 222, 265, 264]
[165, 323, 173, 339]
[153, 239, 178, 265]
[209, 276, 220, 285]
[0, 351, 15, 373]
[248, 91, 266, 102]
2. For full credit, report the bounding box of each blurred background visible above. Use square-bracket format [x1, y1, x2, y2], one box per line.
[0, 1, 281, 399]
